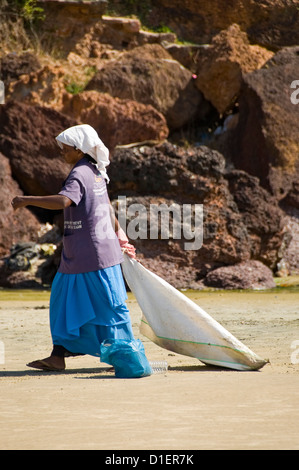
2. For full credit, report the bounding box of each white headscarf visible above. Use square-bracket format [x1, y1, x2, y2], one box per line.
[56, 124, 110, 182]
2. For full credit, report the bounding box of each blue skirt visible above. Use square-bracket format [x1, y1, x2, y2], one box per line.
[49, 264, 135, 357]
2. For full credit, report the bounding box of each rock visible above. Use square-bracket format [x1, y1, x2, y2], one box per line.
[204, 260, 276, 290]
[7, 64, 169, 149]
[6, 64, 69, 111]
[0, 235, 62, 288]
[37, 0, 299, 52]
[107, 143, 285, 288]
[277, 212, 299, 276]
[230, 46, 299, 202]
[62, 90, 169, 149]
[225, 170, 285, 269]
[164, 43, 210, 73]
[6, 242, 40, 271]
[140, 0, 299, 49]
[195, 24, 273, 115]
[0, 52, 41, 85]
[281, 181, 299, 210]
[136, 30, 177, 48]
[0, 242, 60, 288]
[36, 0, 107, 57]
[0, 152, 41, 257]
[39, 7, 177, 56]
[85, 43, 204, 130]
[102, 15, 141, 35]
[0, 261, 44, 289]
[0, 100, 77, 196]
[109, 142, 227, 199]
[111, 192, 250, 290]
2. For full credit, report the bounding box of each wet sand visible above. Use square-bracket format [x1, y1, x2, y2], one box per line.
[0, 286, 299, 450]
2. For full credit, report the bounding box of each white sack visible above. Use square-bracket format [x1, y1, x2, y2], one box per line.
[122, 255, 267, 371]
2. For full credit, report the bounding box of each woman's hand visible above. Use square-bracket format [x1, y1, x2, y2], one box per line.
[116, 228, 136, 259]
[11, 196, 28, 211]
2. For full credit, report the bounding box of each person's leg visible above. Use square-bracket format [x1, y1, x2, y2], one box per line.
[26, 268, 133, 370]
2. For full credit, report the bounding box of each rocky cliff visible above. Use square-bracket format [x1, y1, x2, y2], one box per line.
[0, 0, 298, 289]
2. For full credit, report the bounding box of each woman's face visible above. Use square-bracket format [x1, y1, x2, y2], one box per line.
[61, 144, 83, 165]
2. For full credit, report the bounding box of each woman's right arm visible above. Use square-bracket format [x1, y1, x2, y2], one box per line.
[11, 195, 73, 211]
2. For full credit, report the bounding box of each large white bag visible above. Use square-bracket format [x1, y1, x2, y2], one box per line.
[122, 255, 267, 371]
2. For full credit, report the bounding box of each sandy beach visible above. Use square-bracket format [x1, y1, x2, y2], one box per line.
[0, 285, 299, 451]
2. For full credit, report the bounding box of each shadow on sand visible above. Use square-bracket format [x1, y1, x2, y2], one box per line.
[0, 363, 244, 379]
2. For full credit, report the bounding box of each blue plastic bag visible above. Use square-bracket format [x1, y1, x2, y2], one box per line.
[100, 339, 152, 378]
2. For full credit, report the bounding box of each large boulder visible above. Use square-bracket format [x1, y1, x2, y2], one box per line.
[62, 90, 169, 149]
[0, 52, 41, 85]
[225, 170, 285, 269]
[0, 153, 41, 257]
[195, 24, 273, 115]
[35, 0, 107, 57]
[85, 43, 204, 130]
[230, 46, 299, 202]
[0, 100, 77, 196]
[204, 260, 276, 290]
[6, 64, 68, 111]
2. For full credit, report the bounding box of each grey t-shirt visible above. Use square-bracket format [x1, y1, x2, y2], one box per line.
[58, 158, 123, 274]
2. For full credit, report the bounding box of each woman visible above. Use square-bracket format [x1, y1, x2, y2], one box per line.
[11, 124, 136, 371]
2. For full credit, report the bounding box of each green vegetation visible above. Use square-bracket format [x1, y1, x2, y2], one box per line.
[65, 82, 86, 95]
[15, 0, 44, 23]
[7, 0, 44, 24]
[64, 66, 97, 95]
[0, 0, 45, 51]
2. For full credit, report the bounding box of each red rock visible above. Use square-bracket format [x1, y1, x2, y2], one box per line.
[0, 52, 41, 85]
[195, 24, 273, 114]
[230, 46, 299, 202]
[0, 100, 77, 196]
[62, 90, 169, 149]
[85, 44, 203, 130]
[204, 260, 276, 290]
[7, 64, 68, 111]
[0, 153, 41, 257]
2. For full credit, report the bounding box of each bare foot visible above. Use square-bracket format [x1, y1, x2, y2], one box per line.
[27, 355, 66, 371]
